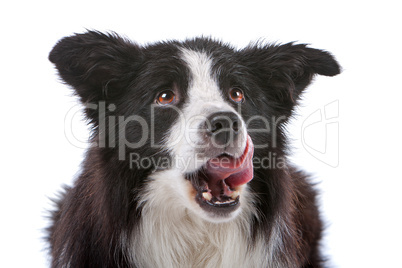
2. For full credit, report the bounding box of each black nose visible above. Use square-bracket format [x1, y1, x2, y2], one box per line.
[205, 112, 241, 146]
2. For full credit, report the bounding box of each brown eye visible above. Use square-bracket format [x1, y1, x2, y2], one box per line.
[229, 88, 245, 103]
[157, 90, 176, 105]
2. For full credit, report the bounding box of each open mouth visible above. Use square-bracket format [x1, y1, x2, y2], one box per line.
[187, 136, 254, 216]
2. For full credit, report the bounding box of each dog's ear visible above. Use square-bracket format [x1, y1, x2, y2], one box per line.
[49, 31, 143, 104]
[239, 43, 340, 114]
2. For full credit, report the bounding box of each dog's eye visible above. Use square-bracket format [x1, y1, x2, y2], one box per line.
[229, 88, 245, 103]
[156, 90, 176, 105]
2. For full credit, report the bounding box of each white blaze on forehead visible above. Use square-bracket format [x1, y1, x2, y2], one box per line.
[180, 48, 225, 104]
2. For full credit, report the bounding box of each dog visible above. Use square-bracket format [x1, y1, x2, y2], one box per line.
[47, 31, 340, 268]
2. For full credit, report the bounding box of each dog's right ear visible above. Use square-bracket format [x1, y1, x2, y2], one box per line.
[237, 43, 340, 117]
[49, 31, 143, 104]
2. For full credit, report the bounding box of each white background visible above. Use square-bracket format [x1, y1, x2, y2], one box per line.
[1, 1, 401, 267]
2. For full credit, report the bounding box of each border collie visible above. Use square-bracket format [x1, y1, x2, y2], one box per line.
[47, 31, 340, 268]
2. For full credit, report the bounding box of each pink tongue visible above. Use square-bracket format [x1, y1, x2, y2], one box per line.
[205, 135, 254, 189]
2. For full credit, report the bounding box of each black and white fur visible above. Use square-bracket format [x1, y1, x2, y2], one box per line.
[47, 31, 340, 268]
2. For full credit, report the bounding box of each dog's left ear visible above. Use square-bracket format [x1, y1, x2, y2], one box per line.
[239, 43, 340, 110]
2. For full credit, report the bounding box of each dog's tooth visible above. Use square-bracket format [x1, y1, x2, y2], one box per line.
[230, 191, 240, 200]
[202, 192, 212, 201]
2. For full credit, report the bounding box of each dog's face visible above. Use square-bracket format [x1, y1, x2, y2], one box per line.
[156, 48, 254, 222]
[50, 31, 340, 223]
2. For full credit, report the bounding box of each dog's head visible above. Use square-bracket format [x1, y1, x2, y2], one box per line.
[50, 31, 340, 222]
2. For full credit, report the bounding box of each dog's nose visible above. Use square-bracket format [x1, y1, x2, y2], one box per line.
[205, 112, 241, 146]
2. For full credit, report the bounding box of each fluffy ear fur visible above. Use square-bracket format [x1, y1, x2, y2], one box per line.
[49, 31, 143, 104]
[239, 43, 341, 115]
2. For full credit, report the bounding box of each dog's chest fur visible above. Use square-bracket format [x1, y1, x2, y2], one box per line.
[132, 205, 271, 268]
[130, 175, 275, 268]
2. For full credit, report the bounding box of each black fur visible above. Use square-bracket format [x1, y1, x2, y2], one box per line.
[48, 31, 340, 267]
